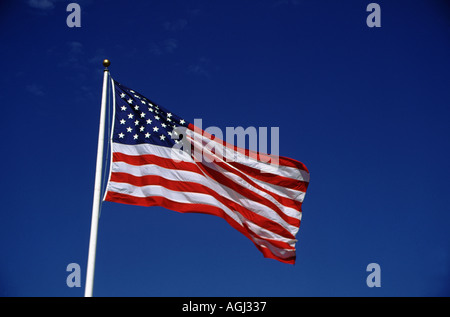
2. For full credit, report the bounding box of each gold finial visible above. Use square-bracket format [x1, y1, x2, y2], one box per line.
[103, 59, 111, 68]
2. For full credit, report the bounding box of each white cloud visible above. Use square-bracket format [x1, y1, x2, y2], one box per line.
[27, 0, 92, 11]
[57, 42, 85, 67]
[188, 57, 212, 78]
[273, 0, 300, 7]
[163, 38, 178, 53]
[66, 41, 84, 62]
[27, 0, 56, 10]
[88, 48, 107, 65]
[149, 43, 163, 56]
[68, 41, 83, 55]
[26, 84, 44, 96]
[163, 19, 188, 32]
[149, 39, 178, 55]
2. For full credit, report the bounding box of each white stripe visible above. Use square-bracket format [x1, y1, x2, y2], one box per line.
[185, 134, 302, 220]
[114, 142, 307, 205]
[113, 140, 309, 186]
[112, 142, 304, 217]
[233, 210, 297, 248]
[107, 181, 243, 226]
[253, 236, 296, 259]
[246, 174, 306, 204]
[107, 181, 297, 247]
[186, 128, 310, 182]
[200, 158, 301, 221]
[109, 159, 299, 236]
[112, 142, 193, 162]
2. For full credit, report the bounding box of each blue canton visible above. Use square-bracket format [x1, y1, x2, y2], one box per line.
[112, 80, 189, 147]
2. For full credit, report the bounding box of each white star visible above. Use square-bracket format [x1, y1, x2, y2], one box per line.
[120, 93, 126, 98]
[118, 132, 124, 138]
[155, 115, 160, 120]
[130, 90, 135, 93]
[159, 135, 166, 141]
[161, 123, 167, 128]
[126, 127, 133, 133]
[121, 106, 127, 111]
[141, 100, 146, 104]
[167, 117, 172, 122]
[140, 112, 146, 118]
[180, 119, 185, 125]
[128, 113, 134, 119]
[127, 99, 133, 104]
[146, 119, 152, 124]
[139, 126, 145, 132]
[153, 126, 159, 132]
[134, 94, 141, 99]
[148, 108, 154, 112]
[120, 119, 126, 125]
[134, 105, 139, 110]
[134, 120, 139, 126]
[133, 134, 138, 140]
[145, 132, 151, 138]
[167, 113, 172, 118]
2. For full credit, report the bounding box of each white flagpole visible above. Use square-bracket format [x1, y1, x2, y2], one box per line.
[84, 59, 111, 297]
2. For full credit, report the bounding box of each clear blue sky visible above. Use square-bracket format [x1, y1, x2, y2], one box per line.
[0, 0, 449, 297]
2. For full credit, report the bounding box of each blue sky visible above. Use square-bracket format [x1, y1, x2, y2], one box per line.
[0, 0, 449, 297]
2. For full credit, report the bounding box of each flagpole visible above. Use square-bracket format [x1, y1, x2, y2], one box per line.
[84, 59, 111, 297]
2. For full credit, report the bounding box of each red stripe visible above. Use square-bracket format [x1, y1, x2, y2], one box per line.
[196, 162, 301, 228]
[228, 161, 309, 192]
[104, 191, 295, 264]
[188, 123, 309, 173]
[188, 134, 306, 212]
[113, 152, 202, 174]
[110, 127, 309, 265]
[114, 149, 302, 226]
[109, 172, 297, 240]
[205, 159, 304, 212]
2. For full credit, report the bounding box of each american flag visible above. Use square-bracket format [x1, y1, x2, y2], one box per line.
[104, 80, 310, 264]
